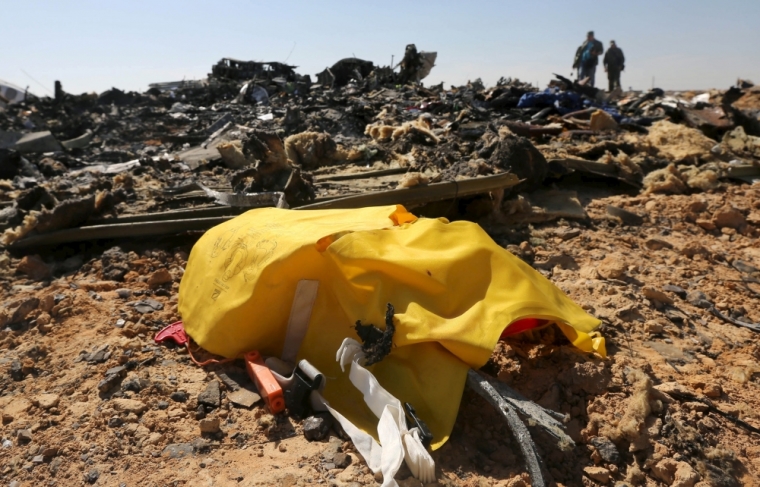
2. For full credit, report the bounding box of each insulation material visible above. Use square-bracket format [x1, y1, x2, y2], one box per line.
[396, 172, 429, 188]
[643, 163, 721, 194]
[365, 116, 440, 144]
[284, 132, 363, 169]
[645, 120, 716, 163]
[216, 140, 249, 169]
[1, 211, 40, 246]
[599, 151, 644, 180]
[589, 110, 619, 131]
[722, 126, 760, 158]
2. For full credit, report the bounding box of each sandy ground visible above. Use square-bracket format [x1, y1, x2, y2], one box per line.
[1, 181, 759, 487]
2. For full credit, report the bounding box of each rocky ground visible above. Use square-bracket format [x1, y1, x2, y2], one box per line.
[1, 177, 758, 487]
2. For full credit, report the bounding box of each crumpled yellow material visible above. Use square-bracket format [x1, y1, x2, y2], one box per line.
[178, 205, 603, 449]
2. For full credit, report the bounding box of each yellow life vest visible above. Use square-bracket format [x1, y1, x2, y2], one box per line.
[178, 205, 604, 449]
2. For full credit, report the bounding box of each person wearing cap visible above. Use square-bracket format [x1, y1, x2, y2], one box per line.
[573, 31, 604, 87]
[604, 40, 626, 92]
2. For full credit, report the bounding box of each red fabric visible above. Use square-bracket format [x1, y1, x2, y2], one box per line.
[499, 318, 547, 339]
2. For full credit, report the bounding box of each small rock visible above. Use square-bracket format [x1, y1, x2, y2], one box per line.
[116, 289, 132, 299]
[686, 290, 712, 309]
[712, 205, 745, 229]
[49, 456, 63, 475]
[147, 269, 173, 288]
[680, 242, 710, 258]
[696, 219, 716, 231]
[597, 254, 627, 280]
[697, 417, 718, 433]
[38, 294, 55, 313]
[17, 255, 52, 280]
[199, 417, 221, 434]
[121, 376, 148, 393]
[11, 297, 40, 324]
[97, 375, 122, 393]
[32, 454, 44, 463]
[674, 461, 700, 487]
[133, 299, 163, 314]
[41, 447, 57, 458]
[643, 287, 674, 305]
[663, 285, 687, 298]
[579, 266, 600, 279]
[606, 205, 643, 226]
[687, 200, 708, 213]
[556, 228, 581, 240]
[35, 393, 60, 410]
[157, 401, 169, 410]
[170, 391, 189, 403]
[17, 429, 33, 443]
[162, 443, 194, 459]
[36, 312, 51, 327]
[584, 466, 611, 484]
[111, 398, 148, 415]
[590, 436, 620, 464]
[303, 414, 332, 441]
[198, 381, 221, 409]
[85, 468, 100, 484]
[9, 360, 24, 381]
[195, 404, 206, 420]
[98, 365, 127, 392]
[334, 452, 352, 469]
[733, 260, 759, 275]
[4, 397, 32, 420]
[86, 344, 111, 364]
[278, 443, 287, 452]
[108, 416, 124, 428]
[645, 321, 664, 334]
[228, 388, 260, 408]
[644, 238, 673, 251]
[703, 382, 722, 398]
[651, 458, 678, 484]
[114, 318, 126, 328]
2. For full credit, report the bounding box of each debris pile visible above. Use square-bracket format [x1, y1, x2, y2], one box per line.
[1, 51, 759, 486]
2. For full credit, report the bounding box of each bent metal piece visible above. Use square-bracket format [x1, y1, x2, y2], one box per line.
[297, 171, 520, 210]
[467, 370, 547, 487]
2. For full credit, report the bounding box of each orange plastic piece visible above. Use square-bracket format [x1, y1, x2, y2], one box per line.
[244, 351, 285, 414]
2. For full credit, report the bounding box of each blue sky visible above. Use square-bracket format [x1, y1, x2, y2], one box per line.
[4, 0, 759, 96]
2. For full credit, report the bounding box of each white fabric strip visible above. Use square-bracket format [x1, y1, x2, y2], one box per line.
[280, 279, 319, 364]
[276, 283, 434, 486]
[333, 338, 435, 486]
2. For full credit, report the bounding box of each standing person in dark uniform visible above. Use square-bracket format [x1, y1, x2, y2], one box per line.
[573, 31, 604, 87]
[604, 40, 625, 92]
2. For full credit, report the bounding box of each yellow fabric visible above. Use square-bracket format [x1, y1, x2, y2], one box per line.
[178, 205, 604, 450]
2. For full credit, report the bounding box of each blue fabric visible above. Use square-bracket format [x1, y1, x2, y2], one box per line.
[517, 89, 584, 115]
[518, 89, 630, 119]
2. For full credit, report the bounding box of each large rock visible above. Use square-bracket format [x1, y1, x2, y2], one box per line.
[712, 205, 745, 229]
